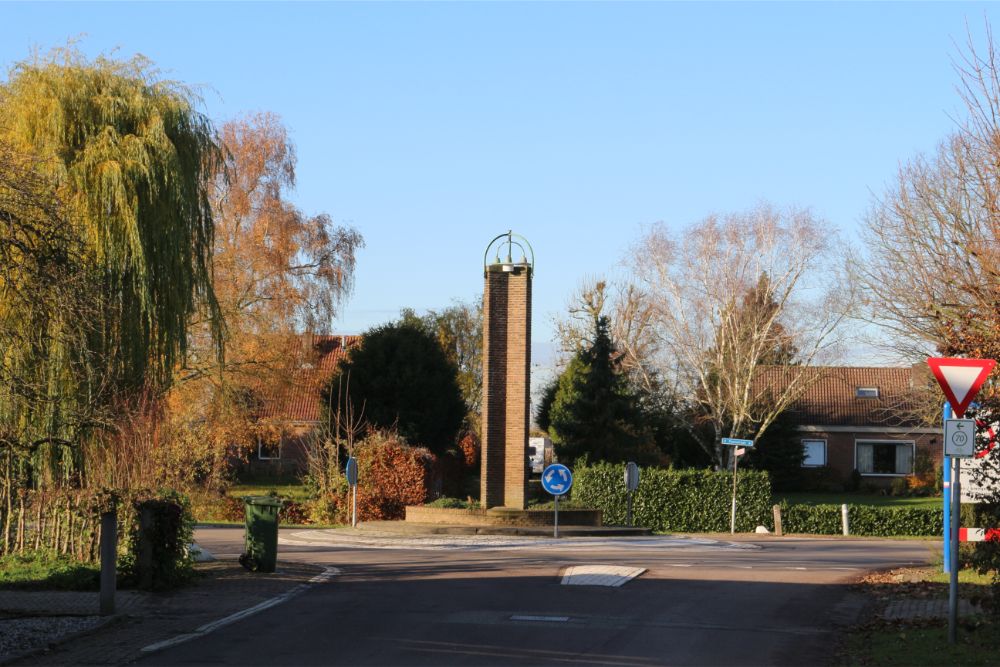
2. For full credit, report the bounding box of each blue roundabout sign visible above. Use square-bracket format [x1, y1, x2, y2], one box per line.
[541, 464, 573, 496]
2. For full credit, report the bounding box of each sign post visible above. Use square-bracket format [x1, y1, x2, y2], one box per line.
[542, 464, 573, 539]
[943, 403, 953, 575]
[345, 456, 359, 528]
[927, 357, 996, 645]
[721, 438, 754, 534]
[624, 462, 640, 527]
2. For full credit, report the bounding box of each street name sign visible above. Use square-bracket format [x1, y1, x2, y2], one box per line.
[927, 358, 996, 418]
[346, 456, 359, 528]
[345, 457, 358, 486]
[945, 419, 976, 458]
[721, 438, 754, 447]
[624, 462, 640, 492]
[542, 464, 573, 496]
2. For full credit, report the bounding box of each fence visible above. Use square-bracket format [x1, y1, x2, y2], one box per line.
[1, 490, 109, 561]
[0, 490, 119, 620]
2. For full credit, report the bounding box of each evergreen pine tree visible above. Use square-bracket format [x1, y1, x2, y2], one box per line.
[543, 316, 661, 465]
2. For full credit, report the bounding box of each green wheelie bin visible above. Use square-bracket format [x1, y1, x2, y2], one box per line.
[239, 496, 282, 573]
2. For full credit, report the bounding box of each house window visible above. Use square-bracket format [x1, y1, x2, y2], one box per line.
[855, 440, 913, 476]
[802, 439, 827, 467]
[258, 435, 282, 460]
[856, 387, 880, 398]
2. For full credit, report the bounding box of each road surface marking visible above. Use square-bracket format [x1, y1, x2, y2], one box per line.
[140, 566, 340, 654]
[561, 565, 646, 586]
[510, 615, 570, 622]
[277, 530, 759, 552]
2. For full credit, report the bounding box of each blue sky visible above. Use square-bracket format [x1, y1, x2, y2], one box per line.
[1, 2, 996, 365]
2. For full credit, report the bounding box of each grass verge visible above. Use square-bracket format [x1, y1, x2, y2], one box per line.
[841, 565, 996, 665]
[777, 492, 942, 509]
[227, 483, 312, 502]
[843, 618, 1000, 666]
[0, 551, 100, 591]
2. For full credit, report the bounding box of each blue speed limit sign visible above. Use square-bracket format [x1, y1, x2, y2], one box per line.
[541, 464, 573, 496]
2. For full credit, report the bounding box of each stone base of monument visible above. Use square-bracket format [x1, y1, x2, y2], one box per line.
[406, 506, 601, 527]
[397, 506, 653, 536]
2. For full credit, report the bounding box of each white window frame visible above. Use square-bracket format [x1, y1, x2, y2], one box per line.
[258, 434, 283, 461]
[801, 439, 827, 467]
[855, 387, 880, 398]
[854, 439, 914, 477]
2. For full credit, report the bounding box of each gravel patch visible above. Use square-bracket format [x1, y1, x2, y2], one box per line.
[0, 615, 106, 664]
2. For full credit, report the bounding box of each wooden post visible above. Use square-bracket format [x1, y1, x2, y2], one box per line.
[772, 504, 783, 537]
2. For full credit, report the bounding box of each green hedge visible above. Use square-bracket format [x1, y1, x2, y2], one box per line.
[118, 489, 195, 590]
[779, 503, 943, 537]
[573, 463, 772, 532]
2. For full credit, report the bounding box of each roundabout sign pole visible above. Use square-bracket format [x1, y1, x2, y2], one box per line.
[542, 464, 573, 538]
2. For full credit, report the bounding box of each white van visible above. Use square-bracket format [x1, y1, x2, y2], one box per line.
[528, 437, 552, 474]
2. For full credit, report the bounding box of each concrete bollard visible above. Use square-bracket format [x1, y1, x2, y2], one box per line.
[772, 504, 783, 537]
[138, 506, 154, 590]
[99, 509, 116, 616]
[841, 503, 850, 536]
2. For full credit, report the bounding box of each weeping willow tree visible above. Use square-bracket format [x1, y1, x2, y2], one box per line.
[0, 48, 224, 489]
[0, 139, 97, 496]
[1, 48, 223, 389]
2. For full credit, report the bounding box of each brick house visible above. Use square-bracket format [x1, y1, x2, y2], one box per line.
[247, 334, 361, 472]
[760, 366, 942, 487]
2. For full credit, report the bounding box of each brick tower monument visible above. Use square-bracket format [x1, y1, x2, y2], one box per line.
[481, 232, 534, 510]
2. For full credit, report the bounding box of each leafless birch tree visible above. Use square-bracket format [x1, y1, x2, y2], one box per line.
[858, 27, 1000, 363]
[554, 278, 662, 397]
[629, 203, 853, 466]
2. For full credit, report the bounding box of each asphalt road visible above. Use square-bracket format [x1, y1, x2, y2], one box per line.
[141, 527, 934, 666]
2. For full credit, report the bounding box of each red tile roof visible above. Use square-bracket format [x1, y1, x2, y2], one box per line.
[255, 334, 361, 423]
[755, 366, 927, 427]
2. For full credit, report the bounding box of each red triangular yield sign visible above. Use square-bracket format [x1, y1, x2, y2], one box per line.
[927, 357, 996, 417]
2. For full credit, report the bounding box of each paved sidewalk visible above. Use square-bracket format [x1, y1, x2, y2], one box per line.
[6, 560, 324, 666]
[883, 597, 978, 621]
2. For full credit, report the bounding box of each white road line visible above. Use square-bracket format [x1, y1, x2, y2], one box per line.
[140, 566, 341, 654]
[510, 615, 570, 622]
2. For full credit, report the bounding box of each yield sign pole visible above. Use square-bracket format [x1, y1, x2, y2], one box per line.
[927, 357, 996, 645]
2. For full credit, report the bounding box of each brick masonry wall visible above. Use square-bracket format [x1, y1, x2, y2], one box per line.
[406, 506, 490, 525]
[809, 430, 941, 487]
[405, 506, 603, 527]
[481, 265, 532, 509]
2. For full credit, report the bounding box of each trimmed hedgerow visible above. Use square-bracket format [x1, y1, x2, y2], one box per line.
[779, 503, 942, 536]
[120, 489, 196, 591]
[573, 463, 772, 532]
[354, 430, 435, 521]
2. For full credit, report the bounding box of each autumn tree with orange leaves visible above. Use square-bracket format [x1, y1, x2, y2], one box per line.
[162, 113, 363, 488]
